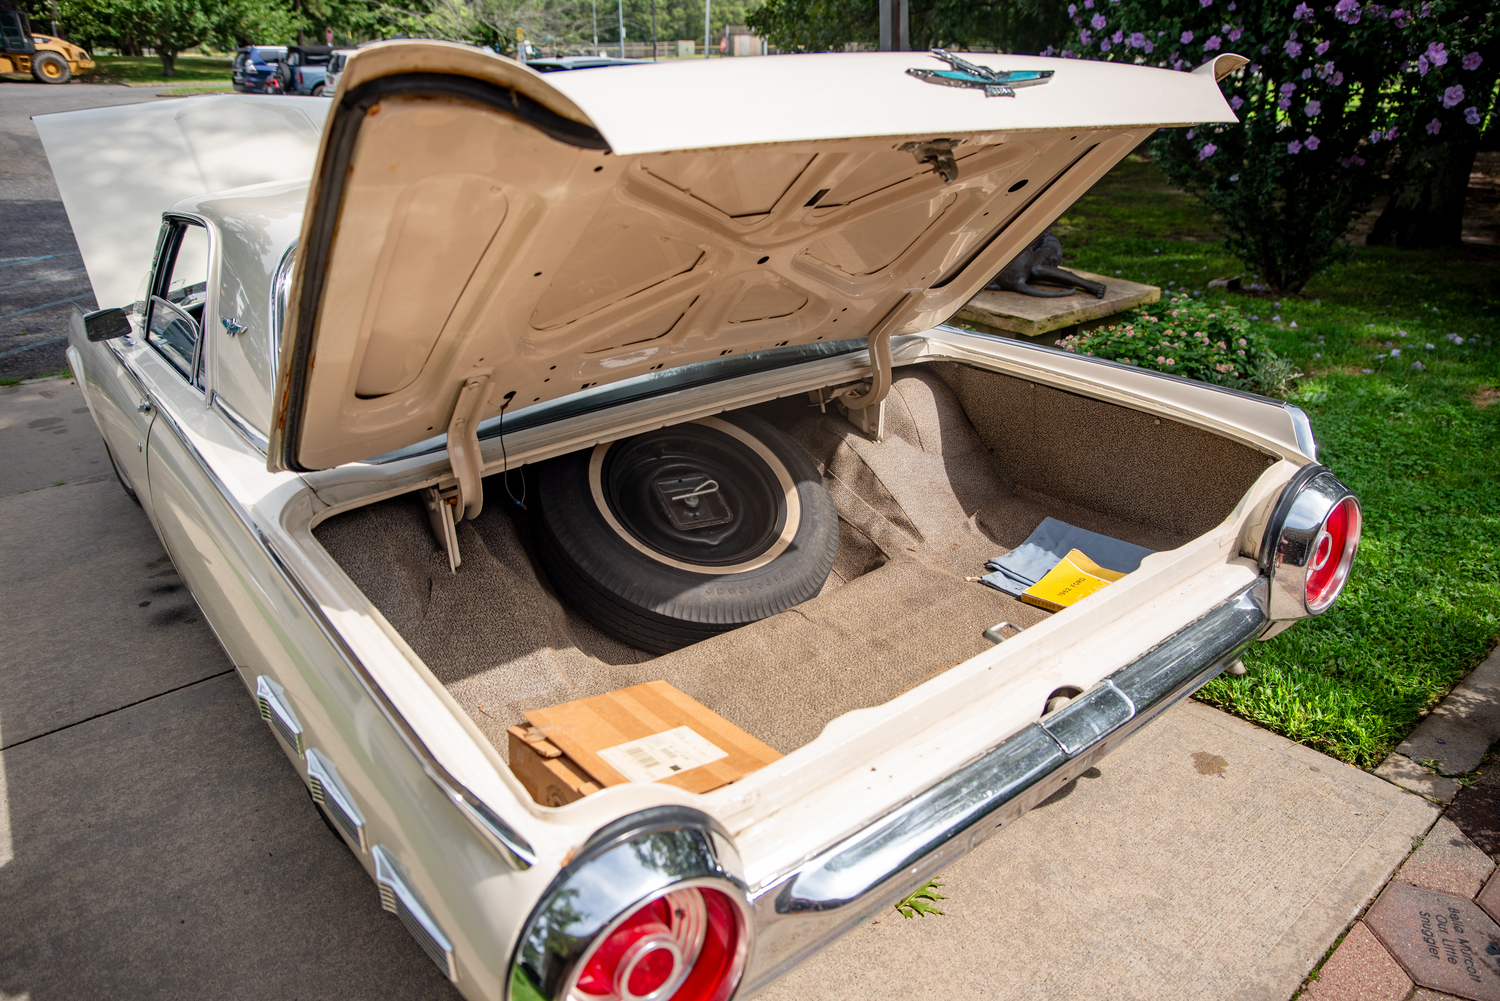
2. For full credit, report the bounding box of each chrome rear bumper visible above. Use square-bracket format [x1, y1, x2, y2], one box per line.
[741, 577, 1270, 994]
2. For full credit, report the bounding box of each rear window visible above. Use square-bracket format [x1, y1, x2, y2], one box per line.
[254, 48, 283, 63]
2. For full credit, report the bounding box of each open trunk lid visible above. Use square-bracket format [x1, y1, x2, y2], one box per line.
[270, 40, 1239, 472]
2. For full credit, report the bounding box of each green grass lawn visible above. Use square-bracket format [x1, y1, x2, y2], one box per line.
[1057, 157, 1500, 769]
[79, 54, 233, 86]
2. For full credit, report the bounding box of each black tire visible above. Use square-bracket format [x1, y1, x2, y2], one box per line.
[31, 51, 71, 84]
[532, 413, 838, 653]
[104, 438, 140, 505]
[311, 83, 325, 97]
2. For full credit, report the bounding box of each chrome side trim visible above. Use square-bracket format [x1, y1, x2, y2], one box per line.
[742, 578, 1269, 993]
[1283, 404, 1318, 461]
[373, 845, 457, 982]
[145, 394, 536, 870]
[210, 390, 269, 454]
[307, 747, 367, 852]
[255, 675, 303, 756]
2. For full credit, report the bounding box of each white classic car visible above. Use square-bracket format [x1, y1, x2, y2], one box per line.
[39, 41, 1360, 1001]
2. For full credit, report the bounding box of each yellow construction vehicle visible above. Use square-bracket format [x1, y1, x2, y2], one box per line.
[0, 10, 94, 83]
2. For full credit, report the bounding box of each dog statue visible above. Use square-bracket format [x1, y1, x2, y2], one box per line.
[986, 230, 1106, 298]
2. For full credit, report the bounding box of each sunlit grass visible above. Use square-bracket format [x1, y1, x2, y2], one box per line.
[79, 54, 233, 85]
[1059, 156, 1500, 768]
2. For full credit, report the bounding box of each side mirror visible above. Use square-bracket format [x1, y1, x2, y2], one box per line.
[84, 306, 132, 342]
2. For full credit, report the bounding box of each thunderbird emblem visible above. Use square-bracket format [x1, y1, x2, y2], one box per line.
[906, 48, 1053, 97]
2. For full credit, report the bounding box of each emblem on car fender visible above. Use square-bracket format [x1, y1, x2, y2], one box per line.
[906, 48, 1053, 97]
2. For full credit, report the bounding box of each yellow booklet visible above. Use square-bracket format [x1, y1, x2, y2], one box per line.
[1020, 549, 1127, 612]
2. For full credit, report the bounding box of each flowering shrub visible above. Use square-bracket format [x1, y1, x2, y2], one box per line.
[1058, 296, 1293, 395]
[1051, 0, 1498, 291]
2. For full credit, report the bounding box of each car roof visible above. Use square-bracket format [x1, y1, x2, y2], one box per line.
[526, 56, 646, 72]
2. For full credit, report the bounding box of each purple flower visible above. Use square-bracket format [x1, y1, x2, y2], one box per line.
[1228, 27, 1241, 41]
[1143, 40, 1154, 53]
[1417, 55, 1430, 76]
[1369, 128, 1383, 142]
[1465, 106, 1481, 125]
[1067, 3, 1077, 15]
[1425, 41, 1447, 66]
[1181, 30, 1194, 43]
[1279, 97, 1292, 110]
[1425, 117, 1441, 135]
[1386, 126, 1399, 140]
[1305, 134, 1320, 150]
[1342, 154, 1366, 167]
[1332, 71, 1344, 85]
[1227, 2, 1235, 8]
[1186, 128, 1195, 139]
[1112, 29, 1123, 43]
[1443, 84, 1464, 108]
[1315, 40, 1330, 55]
[1293, 1, 1313, 17]
[1288, 140, 1303, 154]
[1091, 12, 1106, 29]
[1129, 31, 1145, 48]
[1080, 29, 1092, 44]
[1230, 95, 1244, 109]
[1205, 35, 1221, 51]
[1463, 52, 1483, 71]
[1061, 50, 1075, 58]
[1334, 0, 1361, 22]
[1041, 45, 1056, 56]
[1305, 99, 1321, 116]
[1301, 68, 1312, 79]
[1280, 81, 1297, 96]
[1229, 173, 1239, 181]
[1199, 143, 1217, 159]
[1083, 0, 1094, 7]
[1286, 39, 1303, 57]
[1100, 39, 1112, 51]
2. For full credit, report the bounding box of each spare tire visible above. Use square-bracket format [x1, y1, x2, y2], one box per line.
[533, 413, 839, 653]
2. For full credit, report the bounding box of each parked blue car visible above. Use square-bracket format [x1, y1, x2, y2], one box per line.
[273, 45, 333, 96]
[231, 46, 286, 93]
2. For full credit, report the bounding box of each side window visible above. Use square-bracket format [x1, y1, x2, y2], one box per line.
[146, 220, 210, 385]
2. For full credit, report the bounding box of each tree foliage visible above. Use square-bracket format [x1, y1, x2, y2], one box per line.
[1056, 0, 1498, 292]
[747, 0, 1068, 55]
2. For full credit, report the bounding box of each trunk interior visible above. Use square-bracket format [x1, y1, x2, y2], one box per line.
[314, 361, 1273, 760]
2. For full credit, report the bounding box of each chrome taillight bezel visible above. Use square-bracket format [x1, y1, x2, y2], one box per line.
[1259, 464, 1361, 620]
[509, 807, 752, 1001]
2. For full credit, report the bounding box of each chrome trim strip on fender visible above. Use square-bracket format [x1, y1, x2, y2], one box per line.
[145, 394, 537, 870]
[1283, 404, 1318, 461]
[211, 390, 270, 453]
[741, 578, 1269, 992]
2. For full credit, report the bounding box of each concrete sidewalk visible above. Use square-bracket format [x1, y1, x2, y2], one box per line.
[0, 375, 1449, 1000]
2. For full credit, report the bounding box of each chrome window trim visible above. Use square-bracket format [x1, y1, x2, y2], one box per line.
[143, 394, 536, 870]
[269, 239, 296, 380]
[211, 390, 269, 454]
[146, 212, 221, 400]
[1283, 403, 1318, 460]
[144, 295, 202, 384]
[740, 578, 1270, 993]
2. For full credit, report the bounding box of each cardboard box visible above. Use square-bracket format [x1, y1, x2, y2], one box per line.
[522, 681, 781, 797]
[507, 724, 602, 806]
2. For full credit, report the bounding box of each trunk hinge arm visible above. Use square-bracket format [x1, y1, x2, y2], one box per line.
[825, 293, 916, 441]
[423, 375, 491, 574]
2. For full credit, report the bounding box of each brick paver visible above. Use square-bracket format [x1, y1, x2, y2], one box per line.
[1400, 817, 1499, 900]
[1301, 921, 1413, 1001]
[1364, 882, 1500, 1001]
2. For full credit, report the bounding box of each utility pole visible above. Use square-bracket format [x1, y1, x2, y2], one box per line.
[878, 0, 908, 51]
[49, 0, 58, 37]
[703, 0, 710, 58]
[650, 0, 657, 59]
[618, 0, 625, 58]
[592, 0, 598, 54]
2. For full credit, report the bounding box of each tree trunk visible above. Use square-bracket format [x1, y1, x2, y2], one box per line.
[1368, 136, 1478, 247]
[159, 49, 176, 77]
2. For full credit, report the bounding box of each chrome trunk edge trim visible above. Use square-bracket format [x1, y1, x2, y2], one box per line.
[373, 845, 458, 982]
[741, 578, 1269, 993]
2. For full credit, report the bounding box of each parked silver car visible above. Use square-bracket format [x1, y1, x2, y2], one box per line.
[38, 40, 1358, 1001]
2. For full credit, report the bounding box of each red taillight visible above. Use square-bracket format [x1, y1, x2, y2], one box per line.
[572, 887, 743, 1001]
[1304, 496, 1359, 612]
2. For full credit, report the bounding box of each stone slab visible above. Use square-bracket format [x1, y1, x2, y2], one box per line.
[1365, 882, 1500, 1000]
[1477, 873, 1500, 926]
[755, 700, 1438, 1001]
[1301, 921, 1412, 1001]
[954, 270, 1160, 337]
[1400, 817, 1498, 900]
[1398, 645, 1500, 775]
[1449, 782, 1500, 860]
[0, 377, 112, 497]
[1380, 752, 1465, 804]
[0, 674, 459, 1000]
[0, 474, 232, 747]
[1414, 991, 1472, 1001]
